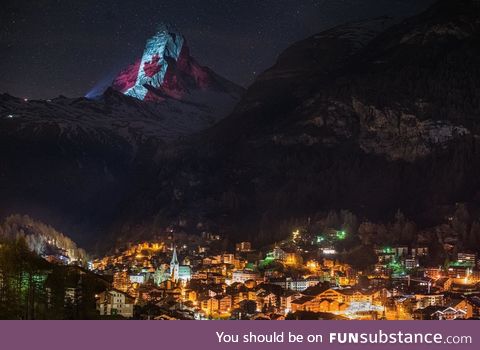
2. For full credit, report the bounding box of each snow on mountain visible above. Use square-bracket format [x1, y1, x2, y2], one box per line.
[110, 0, 480, 246]
[0, 27, 244, 248]
[111, 26, 243, 105]
[1, 27, 244, 147]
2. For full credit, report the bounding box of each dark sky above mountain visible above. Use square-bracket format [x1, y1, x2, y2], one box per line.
[1, 0, 434, 99]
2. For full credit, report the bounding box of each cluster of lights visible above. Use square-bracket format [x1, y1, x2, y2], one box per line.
[306, 260, 319, 271]
[292, 229, 300, 241]
[336, 231, 347, 240]
[388, 259, 406, 275]
[344, 301, 383, 318]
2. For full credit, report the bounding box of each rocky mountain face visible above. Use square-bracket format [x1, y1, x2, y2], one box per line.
[0, 29, 243, 248]
[111, 26, 243, 104]
[110, 0, 480, 246]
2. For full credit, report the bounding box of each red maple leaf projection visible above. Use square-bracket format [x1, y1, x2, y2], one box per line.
[111, 59, 141, 92]
[143, 54, 162, 78]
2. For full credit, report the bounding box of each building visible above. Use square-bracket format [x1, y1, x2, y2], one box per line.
[411, 247, 429, 258]
[465, 296, 480, 318]
[269, 277, 322, 292]
[318, 288, 375, 304]
[432, 307, 467, 320]
[433, 277, 452, 292]
[457, 252, 476, 267]
[113, 271, 131, 292]
[272, 247, 286, 261]
[236, 242, 252, 252]
[129, 274, 145, 284]
[375, 247, 395, 264]
[218, 295, 233, 313]
[168, 246, 192, 282]
[178, 265, 192, 281]
[256, 291, 278, 312]
[237, 300, 257, 316]
[290, 296, 316, 312]
[414, 293, 444, 309]
[289, 288, 377, 314]
[232, 269, 260, 284]
[393, 246, 409, 257]
[447, 266, 470, 279]
[201, 297, 219, 315]
[425, 299, 473, 320]
[170, 246, 180, 281]
[290, 296, 348, 313]
[423, 267, 443, 279]
[404, 257, 418, 270]
[413, 306, 444, 320]
[201, 296, 232, 315]
[96, 290, 134, 318]
[154, 264, 170, 285]
[281, 291, 302, 313]
[231, 290, 257, 307]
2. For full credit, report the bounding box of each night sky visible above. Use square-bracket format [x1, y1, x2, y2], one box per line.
[1, 0, 434, 99]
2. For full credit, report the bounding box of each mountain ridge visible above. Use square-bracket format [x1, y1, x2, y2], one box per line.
[0, 29, 244, 248]
[2, 0, 480, 250]
[106, 0, 480, 247]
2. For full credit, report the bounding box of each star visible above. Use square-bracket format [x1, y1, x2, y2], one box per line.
[0, 0, 435, 99]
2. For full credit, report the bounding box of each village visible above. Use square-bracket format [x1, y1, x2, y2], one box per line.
[89, 227, 480, 320]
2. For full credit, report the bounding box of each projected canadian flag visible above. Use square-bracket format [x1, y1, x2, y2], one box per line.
[112, 26, 213, 101]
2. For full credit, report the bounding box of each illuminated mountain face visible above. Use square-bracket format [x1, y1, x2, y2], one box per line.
[0, 27, 245, 249]
[112, 28, 217, 101]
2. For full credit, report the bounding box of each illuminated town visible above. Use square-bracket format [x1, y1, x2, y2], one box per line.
[86, 226, 480, 320]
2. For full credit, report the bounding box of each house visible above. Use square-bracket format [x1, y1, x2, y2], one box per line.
[290, 295, 348, 313]
[201, 297, 220, 315]
[290, 288, 381, 314]
[232, 269, 260, 283]
[411, 246, 429, 257]
[414, 293, 444, 309]
[457, 252, 476, 267]
[232, 290, 257, 307]
[256, 291, 277, 312]
[269, 277, 321, 292]
[465, 296, 480, 318]
[271, 247, 303, 265]
[281, 291, 302, 312]
[444, 299, 473, 318]
[236, 242, 252, 252]
[432, 307, 467, 320]
[413, 306, 444, 320]
[317, 288, 376, 304]
[433, 277, 452, 292]
[237, 300, 257, 315]
[393, 246, 409, 257]
[290, 296, 316, 312]
[218, 295, 232, 313]
[96, 290, 134, 318]
[426, 299, 473, 320]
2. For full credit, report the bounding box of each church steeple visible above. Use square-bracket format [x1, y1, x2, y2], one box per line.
[170, 245, 179, 282]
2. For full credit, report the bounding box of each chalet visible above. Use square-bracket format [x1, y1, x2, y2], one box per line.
[420, 299, 474, 320]
[414, 293, 444, 309]
[432, 307, 467, 320]
[290, 295, 348, 313]
[433, 277, 452, 292]
[96, 289, 134, 318]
